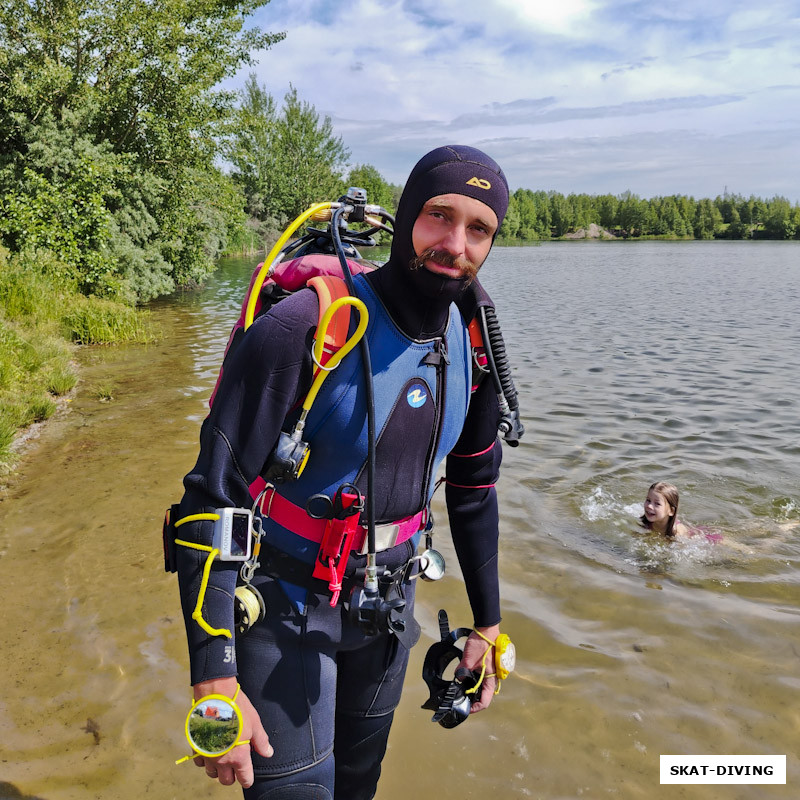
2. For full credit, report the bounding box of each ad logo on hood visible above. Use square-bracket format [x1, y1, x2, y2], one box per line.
[466, 176, 492, 190]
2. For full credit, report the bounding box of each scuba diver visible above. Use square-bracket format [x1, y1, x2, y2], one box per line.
[171, 145, 520, 799]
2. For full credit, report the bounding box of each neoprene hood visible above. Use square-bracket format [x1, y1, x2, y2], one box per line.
[392, 144, 509, 258]
[369, 144, 508, 336]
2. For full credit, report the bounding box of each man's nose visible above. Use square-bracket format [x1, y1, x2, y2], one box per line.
[438, 223, 467, 256]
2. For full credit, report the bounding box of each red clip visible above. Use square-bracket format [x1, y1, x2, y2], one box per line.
[312, 491, 361, 606]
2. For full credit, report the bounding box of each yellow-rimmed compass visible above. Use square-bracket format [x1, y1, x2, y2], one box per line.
[494, 633, 516, 680]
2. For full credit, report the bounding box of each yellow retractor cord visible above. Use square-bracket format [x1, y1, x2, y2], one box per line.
[174, 513, 232, 640]
[464, 629, 499, 696]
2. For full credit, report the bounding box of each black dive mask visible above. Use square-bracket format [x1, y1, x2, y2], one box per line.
[421, 609, 481, 728]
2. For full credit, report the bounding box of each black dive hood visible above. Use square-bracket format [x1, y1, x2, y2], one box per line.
[368, 145, 510, 337]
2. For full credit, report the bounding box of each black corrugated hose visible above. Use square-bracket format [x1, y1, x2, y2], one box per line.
[478, 305, 524, 446]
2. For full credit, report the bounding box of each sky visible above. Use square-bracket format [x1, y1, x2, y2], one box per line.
[233, 0, 800, 200]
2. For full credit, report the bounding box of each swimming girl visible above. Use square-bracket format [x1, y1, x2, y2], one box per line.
[641, 482, 751, 547]
[641, 481, 688, 537]
[641, 481, 725, 545]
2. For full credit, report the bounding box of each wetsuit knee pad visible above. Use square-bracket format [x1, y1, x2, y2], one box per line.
[246, 785, 332, 800]
[244, 755, 334, 800]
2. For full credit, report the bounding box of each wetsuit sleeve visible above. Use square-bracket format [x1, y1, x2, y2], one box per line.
[175, 291, 318, 685]
[444, 376, 503, 628]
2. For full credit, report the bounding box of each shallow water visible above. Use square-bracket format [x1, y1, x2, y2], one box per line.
[1, 242, 798, 799]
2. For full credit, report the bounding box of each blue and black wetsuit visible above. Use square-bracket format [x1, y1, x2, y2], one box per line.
[176, 144, 508, 800]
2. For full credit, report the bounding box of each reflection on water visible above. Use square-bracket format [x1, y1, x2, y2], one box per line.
[1, 243, 799, 799]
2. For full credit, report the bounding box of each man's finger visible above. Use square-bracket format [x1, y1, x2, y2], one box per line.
[234, 754, 255, 789]
[469, 675, 497, 713]
[250, 724, 274, 758]
[238, 691, 274, 759]
[217, 764, 236, 786]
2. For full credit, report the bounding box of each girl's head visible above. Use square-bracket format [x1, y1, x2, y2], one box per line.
[641, 481, 680, 536]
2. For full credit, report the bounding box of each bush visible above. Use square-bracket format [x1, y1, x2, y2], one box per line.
[0, 315, 72, 468]
[64, 295, 153, 345]
[0, 247, 155, 472]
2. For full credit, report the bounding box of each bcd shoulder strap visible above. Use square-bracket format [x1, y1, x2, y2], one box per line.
[210, 256, 370, 409]
[467, 317, 488, 392]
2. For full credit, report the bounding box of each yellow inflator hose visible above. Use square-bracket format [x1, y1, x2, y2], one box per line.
[244, 202, 334, 330]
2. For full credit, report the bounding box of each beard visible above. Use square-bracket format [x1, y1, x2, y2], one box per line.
[409, 248, 479, 285]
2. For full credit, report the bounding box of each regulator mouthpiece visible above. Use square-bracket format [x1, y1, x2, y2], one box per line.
[262, 430, 310, 483]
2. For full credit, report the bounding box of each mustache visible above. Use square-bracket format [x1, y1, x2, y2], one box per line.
[409, 248, 479, 283]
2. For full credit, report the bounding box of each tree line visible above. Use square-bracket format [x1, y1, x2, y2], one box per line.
[0, 0, 285, 466]
[226, 75, 399, 246]
[501, 190, 800, 242]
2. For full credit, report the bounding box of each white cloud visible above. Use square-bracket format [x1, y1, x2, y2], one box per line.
[493, 0, 599, 36]
[238, 0, 800, 199]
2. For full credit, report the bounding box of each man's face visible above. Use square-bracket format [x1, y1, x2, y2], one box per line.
[410, 193, 499, 282]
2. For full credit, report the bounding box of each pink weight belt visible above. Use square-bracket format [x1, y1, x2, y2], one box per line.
[259, 487, 424, 554]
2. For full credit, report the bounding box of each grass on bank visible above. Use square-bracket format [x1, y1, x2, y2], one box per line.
[0, 246, 154, 472]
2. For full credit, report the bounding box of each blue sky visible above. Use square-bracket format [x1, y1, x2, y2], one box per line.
[235, 0, 800, 200]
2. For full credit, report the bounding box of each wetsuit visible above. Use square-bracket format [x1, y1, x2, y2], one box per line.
[175, 144, 509, 800]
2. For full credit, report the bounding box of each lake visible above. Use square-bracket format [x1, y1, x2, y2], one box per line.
[0, 241, 798, 799]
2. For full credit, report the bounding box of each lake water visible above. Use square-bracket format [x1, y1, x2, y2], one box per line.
[1, 241, 798, 799]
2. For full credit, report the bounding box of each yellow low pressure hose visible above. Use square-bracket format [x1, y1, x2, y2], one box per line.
[303, 296, 369, 414]
[244, 202, 334, 330]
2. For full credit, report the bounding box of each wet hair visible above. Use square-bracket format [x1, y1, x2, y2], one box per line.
[640, 481, 680, 537]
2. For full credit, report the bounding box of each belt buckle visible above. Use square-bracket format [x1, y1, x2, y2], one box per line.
[358, 523, 400, 555]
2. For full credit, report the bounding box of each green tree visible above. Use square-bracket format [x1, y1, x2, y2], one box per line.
[0, 0, 283, 301]
[750, 197, 767, 232]
[693, 198, 723, 239]
[499, 197, 521, 240]
[511, 189, 547, 240]
[227, 74, 280, 223]
[738, 198, 752, 225]
[596, 194, 619, 231]
[549, 192, 573, 237]
[271, 86, 350, 221]
[618, 192, 646, 237]
[763, 196, 795, 239]
[568, 193, 593, 231]
[725, 206, 747, 239]
[345, 164, 396, 213]
[675, 196, 697, 236]
[716, 193, 742, 224]
[791, 207, 800, 240]
[229, 80, 350, 227]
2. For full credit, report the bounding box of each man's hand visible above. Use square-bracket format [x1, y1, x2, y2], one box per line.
[191, 676, 273, 789]
[457, 623, 500, 713]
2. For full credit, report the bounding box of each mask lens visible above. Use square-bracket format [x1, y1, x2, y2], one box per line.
[431, 681, 471, 728]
